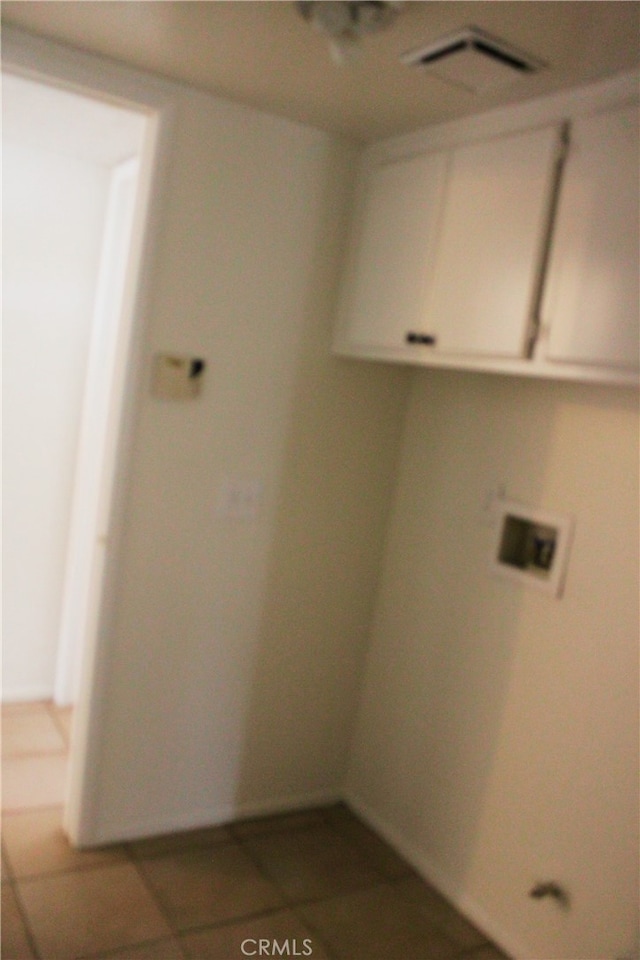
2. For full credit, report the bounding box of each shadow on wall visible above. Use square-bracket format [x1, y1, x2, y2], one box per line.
[233, 139, 412, 813]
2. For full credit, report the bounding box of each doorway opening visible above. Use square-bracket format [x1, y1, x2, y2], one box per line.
[2, 69, 158, 842]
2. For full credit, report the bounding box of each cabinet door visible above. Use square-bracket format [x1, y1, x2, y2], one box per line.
[543, 104, 639, 371]
[424, 125, 560, 358]
[338, 151, 448, 351]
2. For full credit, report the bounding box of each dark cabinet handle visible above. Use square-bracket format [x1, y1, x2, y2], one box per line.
[406, 332, 437, 346]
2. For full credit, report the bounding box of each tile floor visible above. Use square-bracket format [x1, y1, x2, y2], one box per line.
[2, 701, 511, 960]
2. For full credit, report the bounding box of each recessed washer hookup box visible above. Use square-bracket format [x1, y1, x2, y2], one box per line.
[490, 499, 574, 598]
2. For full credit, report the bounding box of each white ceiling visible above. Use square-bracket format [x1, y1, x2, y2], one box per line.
[2, 1, 639, 143]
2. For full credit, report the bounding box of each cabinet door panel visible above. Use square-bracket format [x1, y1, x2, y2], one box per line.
[426, 125, 560, 358]
[544, 104, 639, 370]
[341, 151, 448, 351]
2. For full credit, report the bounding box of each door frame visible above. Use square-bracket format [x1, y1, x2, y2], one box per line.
[55, 156, 142, 708]
[2, 25, 175, 846]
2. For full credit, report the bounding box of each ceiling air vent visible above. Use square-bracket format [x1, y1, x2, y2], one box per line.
[401, 26, 545, 93]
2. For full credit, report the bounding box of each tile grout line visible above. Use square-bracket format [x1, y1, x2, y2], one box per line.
[320, 807, 500, 958]
[129, 831, 312, 942]
[128, 839, 340, 959]
[2, 699, 69, 732]
[76, 932, 187, 960]
[284, 906, 342, 960]
[1, 838, 15, 881]
[7, 875, 45, 960]
[128, 847, 192, 952]
[383, 873, 493, 953]
[3, 747, 69, 760]
[0, 702, 498, 957]
[227, 809, 328, 843]
[172, 902, 325, 950]
[6, 852, 137, 884]
[234, 809, 493, 960]
[2, 800, 71, 819]
[234, 819, 392, 960]
[286, 885, 391, 960]
[2, 703, 70, 959]
[44, 701, 73, 746]
[1, 717, 508, 960]
[230, 830, 340, 958]
[125, 827, 234, 862]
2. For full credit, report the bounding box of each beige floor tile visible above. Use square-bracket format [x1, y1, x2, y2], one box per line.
[1, 882, 37, 959]
[137, 843, 283, 932]
[2, 701, 49, 718]
[395, 875, 488, 950]
[48, 704, 74, 743]
[230, 807, 326, 839]
[2, 806, 128, 878]
[1, 753, 68, 810]
[464, 943, 512, 960]
[91, 936, 187, 959]
[128, 823, 232, 859]
[2, 706, 67, 758]
[241, 823, 382, 903]
[17, 861, 172, 959]
[181, 908, 330, 960]
[323, 804, 413, 880]
[299, 884, 460, 960]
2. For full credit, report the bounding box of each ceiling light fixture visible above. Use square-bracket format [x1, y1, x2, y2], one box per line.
[297, 1, 404, 65]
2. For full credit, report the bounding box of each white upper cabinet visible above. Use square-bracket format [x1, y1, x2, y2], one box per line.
[337, 150, 448, 352]
[334, 74, 639, 387]
[336, 126, 559, 361]
[541, 103, 639, 371]
[423, 125, 560, 358]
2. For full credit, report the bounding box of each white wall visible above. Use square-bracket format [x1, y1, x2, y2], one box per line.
[346, 369, 639, 960]
[81, 81, 410, 842]
[2, 139, 111, 701]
